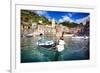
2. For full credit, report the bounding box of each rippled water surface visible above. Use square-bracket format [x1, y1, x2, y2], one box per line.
[21, 36, 89, 63]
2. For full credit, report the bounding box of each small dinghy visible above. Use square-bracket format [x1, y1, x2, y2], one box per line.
[36, 39, 55, 48]
[26, 33, 33, 38]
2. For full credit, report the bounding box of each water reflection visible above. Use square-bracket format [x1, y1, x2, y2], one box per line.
[21, 36, 89, 63]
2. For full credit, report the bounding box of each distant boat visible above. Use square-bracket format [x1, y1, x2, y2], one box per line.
[26, 33, 33, 37]
[64, 34, 74, 37]
[26, 32, 43, 37]
[72, 36, 89, 40]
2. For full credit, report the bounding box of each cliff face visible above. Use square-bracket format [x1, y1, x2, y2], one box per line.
[21, 10, 51, 36]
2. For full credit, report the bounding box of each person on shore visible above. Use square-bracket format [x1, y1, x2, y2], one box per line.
[39, 33, 43, 40]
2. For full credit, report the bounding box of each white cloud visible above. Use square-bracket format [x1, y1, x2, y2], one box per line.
[59, 19, 63, 23]
[34, 11, 51, 19]
[34, 11, 47, 16]
[68, 13, 73, 17]
[75, 15, 90, 25]
[58, 15, 74, 23]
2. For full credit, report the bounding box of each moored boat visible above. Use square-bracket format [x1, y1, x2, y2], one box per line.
[72, 36, 89, 40]
[36, 39, 55, 48]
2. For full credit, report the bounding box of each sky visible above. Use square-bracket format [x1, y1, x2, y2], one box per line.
[33, 10, 90, 24]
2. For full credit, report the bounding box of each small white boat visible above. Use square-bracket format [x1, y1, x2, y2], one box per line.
[72, 36, 89, 40]
[26, 33, 33, 37]
[64, 34, 74, 37]
[37, 39, 55, 48]
[37, 41, 54, 45]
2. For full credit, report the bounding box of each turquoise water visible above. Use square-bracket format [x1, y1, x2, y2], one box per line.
[21, 36, 89, 63]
